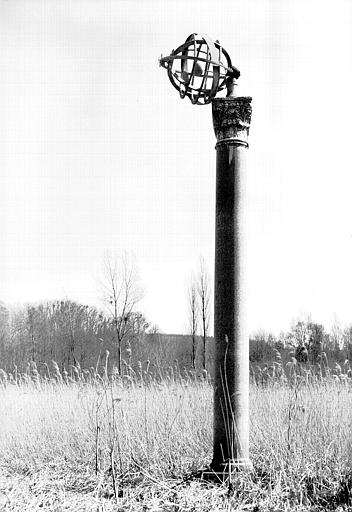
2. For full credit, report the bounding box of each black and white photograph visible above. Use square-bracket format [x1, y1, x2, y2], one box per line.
[1, 1, 352, 510]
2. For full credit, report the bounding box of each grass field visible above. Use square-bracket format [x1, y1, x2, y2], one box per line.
[1, 363, 352, 511]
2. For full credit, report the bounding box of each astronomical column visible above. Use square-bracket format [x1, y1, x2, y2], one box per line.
[211, 95, 252, 471]
[159, 32, 253, 476]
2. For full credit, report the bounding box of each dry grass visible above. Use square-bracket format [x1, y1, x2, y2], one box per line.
[1, 363, 352, 511]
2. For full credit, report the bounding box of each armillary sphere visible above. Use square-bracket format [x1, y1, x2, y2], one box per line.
[159, 33, 240, 105]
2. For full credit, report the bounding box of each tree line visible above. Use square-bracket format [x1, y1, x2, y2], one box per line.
[0, 254, 213, 375]
[1, 299, 352, 375]
[1, 252, 352, 375]
[0, 299, 149, 372]
[249, 318, 352, 368]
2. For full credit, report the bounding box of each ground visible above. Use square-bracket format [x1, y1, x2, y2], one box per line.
[1, 365, 352, 511]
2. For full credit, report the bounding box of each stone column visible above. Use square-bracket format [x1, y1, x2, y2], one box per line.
[211, 96, 253, 472]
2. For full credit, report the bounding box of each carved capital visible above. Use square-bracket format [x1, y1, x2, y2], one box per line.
[212, 97, 252, 146]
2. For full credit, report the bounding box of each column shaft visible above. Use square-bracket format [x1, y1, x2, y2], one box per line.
[211, 96, 252, 471]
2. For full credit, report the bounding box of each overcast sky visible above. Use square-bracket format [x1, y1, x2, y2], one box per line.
[1, 0, 352, 335]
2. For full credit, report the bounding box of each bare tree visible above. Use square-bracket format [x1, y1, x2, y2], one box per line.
[187, 276, 198, 370]
[27, 306, 36, 362]
[0, 302, 9, 366]
[197, 257, 211, 371]
[288, 315, 312, 348]
[330, 315, 343, 351]
[101, 251, 143, 374]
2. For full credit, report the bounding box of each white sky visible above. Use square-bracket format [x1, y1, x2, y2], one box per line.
[1, 0, 352, 335]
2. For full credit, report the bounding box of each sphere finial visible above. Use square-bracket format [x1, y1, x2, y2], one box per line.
[159, 33, 240, 105]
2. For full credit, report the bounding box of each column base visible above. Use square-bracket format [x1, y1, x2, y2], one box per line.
[200, 459, 253, 482]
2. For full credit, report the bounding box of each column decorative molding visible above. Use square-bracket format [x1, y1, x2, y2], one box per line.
[212, 97, 252, 147]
